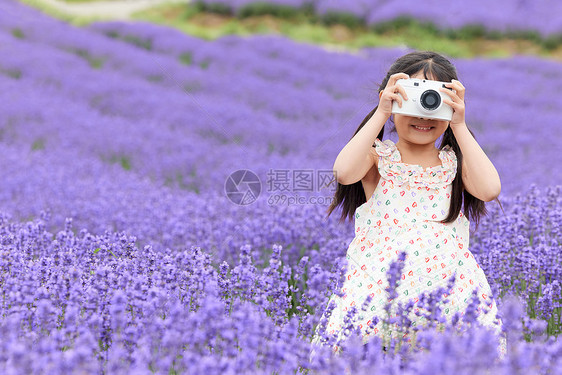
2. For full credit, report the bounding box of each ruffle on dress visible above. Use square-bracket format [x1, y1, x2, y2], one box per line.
[374, 138, 458, 189]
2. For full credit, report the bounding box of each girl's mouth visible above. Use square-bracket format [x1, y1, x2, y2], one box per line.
[411, 125, 434, 132]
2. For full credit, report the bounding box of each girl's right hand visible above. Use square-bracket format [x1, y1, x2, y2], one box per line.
[376, 72, 410, 118]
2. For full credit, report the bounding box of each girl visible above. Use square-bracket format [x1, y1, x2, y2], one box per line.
[310, 51, 507, 360]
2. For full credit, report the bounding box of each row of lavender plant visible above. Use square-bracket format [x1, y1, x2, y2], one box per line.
[0, 2, 560, 241]
[0, 0, 560, 372]
[193, 0, 562, 37]
[0, 184, 560, 373]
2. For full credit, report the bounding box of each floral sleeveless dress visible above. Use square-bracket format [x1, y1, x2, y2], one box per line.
[311, 138, 507, 358]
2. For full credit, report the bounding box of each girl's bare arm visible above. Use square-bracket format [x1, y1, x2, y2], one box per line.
[452, 125, 501, 201]
[333, 110, 387, 185]
[441, 80, 501, 202]
[334, 73, 409, 185]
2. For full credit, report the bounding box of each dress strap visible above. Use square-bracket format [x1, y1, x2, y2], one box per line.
[373, 138, 402, 162]
[373, 138, 458, 188]
[439, 145, 458, 171]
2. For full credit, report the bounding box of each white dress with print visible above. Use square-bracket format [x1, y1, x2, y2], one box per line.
[311, 138, 507, 358]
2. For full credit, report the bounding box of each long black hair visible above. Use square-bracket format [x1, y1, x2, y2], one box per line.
[326, 51, 502, 231]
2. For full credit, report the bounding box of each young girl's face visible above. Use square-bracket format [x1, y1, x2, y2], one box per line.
[392, 70, 450, 144]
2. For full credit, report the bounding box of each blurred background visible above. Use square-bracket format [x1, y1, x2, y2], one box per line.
[3, 0, 560, 255]
[0, 1, 561, 372]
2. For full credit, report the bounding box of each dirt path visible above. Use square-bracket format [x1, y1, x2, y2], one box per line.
[29, 0, 190, 19]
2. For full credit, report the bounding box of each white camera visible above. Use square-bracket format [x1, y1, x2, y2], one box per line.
[391, 78, 455, 121]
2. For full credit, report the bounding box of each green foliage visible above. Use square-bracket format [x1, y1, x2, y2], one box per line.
[89, 59, 104, 69]
[495, 265, 562, 338]
[199, 58, 211, 69]
[102, 29, 153, 51]
[108, 155, 132, 171]
[193, 0, 231, 15]
[191, 0, 206, 13]
[543, 35, 562, 51]
[0, 67, 22, 79]
[179, 51, 193, 65]
[31, 138, 45, 151]
[21, 0, 562, 55]
[11, 28, 25, 39]
[418, 20, 440, 36]
[127, 2, 562, 60]
[119, 157, 132, 171]
[300, 2, 316, 18]
[93, 247, 118, 260]
[321, 10, 363, 29]
[66, 48, 105, 69]
[122, 35, 152, 51]
[179, 4, 201, 20]
[163, 168, 199, 194]
[238, 2, 300, 19]
[505, 29, 543, 43]
[371, 16, 417, 34]
[453, 24, 488, 40]
[176, 171, 200, 194]
[104, 30, 120, 39]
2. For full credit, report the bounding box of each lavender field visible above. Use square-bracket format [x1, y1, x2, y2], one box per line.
[195, 0, 562, 37]
[0, 0, 561, 373]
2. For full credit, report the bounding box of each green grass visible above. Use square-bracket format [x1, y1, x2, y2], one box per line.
[131, 3, 562, 60]
[16, 0, 562, 60]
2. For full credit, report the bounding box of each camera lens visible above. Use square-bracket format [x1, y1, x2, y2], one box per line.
[420, 90, 440, 110]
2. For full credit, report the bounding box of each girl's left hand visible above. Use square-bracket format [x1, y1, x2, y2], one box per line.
[440, 79, 466, 129]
